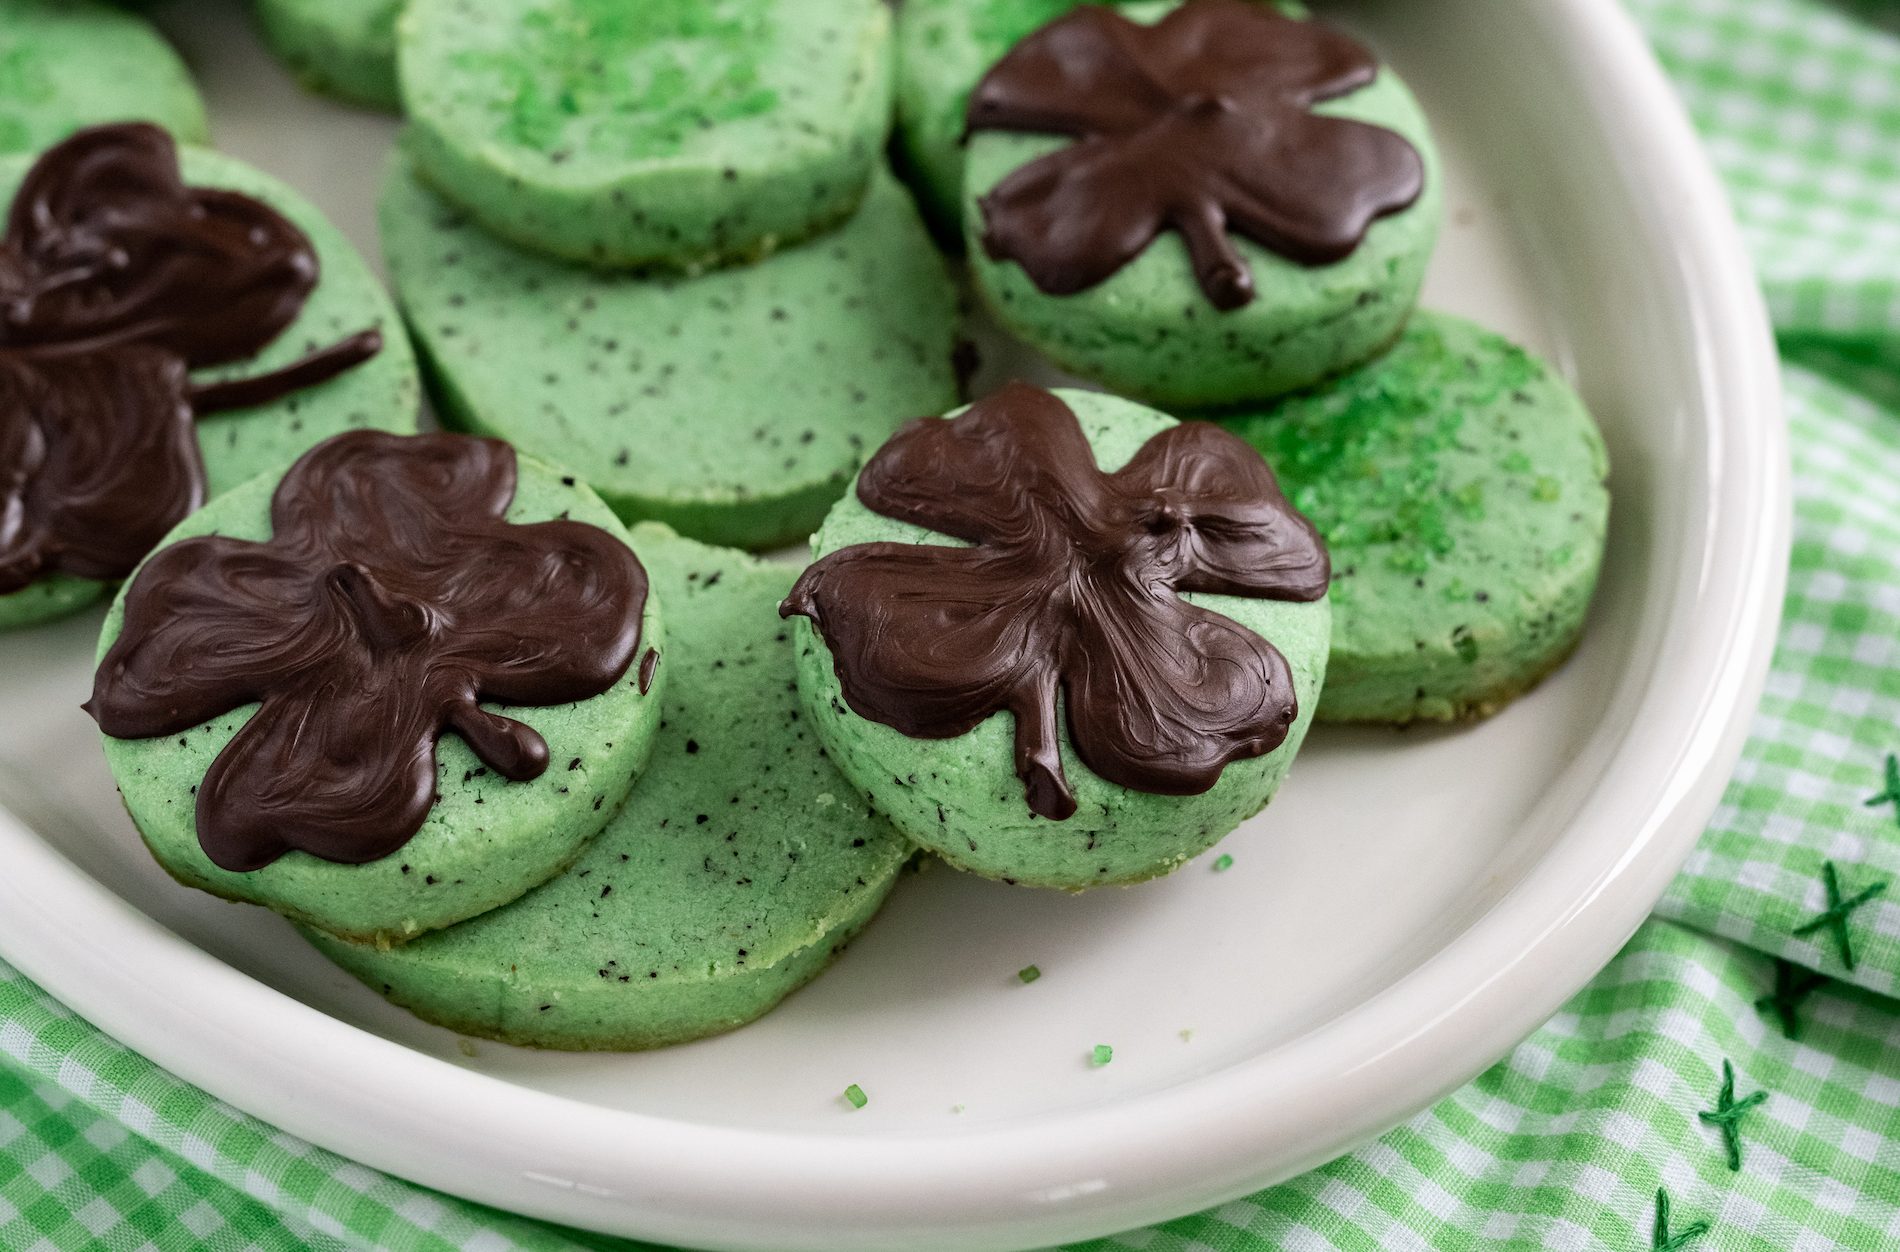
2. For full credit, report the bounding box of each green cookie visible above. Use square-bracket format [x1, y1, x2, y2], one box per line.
[255, 0, 404, 111]
[383, 159, 960, 551]
[307, 524, 911, 1051]
[792, 389, 1330, 891]
[95, 453, 666, 946]
[894, 0, 1304, 239]
[0, 0, 206, 157]
[398, 0, 894, 269]
[962, 4, 1441, 411]
[0, 144, 420, 630]
[1227, 312, 1610, 724]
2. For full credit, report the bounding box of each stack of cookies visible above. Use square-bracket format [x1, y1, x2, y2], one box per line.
[0, 0, 1611, 1053]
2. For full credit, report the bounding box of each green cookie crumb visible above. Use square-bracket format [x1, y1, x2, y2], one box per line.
[1091, 1045, 1113, 1067]
[844, 1083, 868, 1109]
[1017, 965, 1041, 984]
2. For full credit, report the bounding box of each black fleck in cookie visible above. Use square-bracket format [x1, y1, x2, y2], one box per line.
[89, 431, 666, 946]
[784, 384, 1332, 890]
[308, 523, 912, 1051]
[382, 158, 960, 551]
[1228, 312, 1610, 723]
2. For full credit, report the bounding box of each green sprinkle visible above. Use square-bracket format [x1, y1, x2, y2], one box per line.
[1532, 475, 1562, 502]
[1453, 628, 1479, 663]
[1212, 854, 1234, 872]
[843, 1084, 867, 1109]
[1017, 965, 1041, 984]
[1091, 1044, 1113, 1067]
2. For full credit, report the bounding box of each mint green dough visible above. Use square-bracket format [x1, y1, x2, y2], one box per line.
[95, 452, 666, 946]
[895, 0, 1303, 239]
[398, 0, 894, 269]
[256, 0, 403, 111]
[0, 0, 206, 156]
[793, 390, 1330, 891]
[306, 524, 912, 1051]
[383, 160, 960, 551]
[962, 15, 1441, 411]
[1227, 312, 1610, 724]
[0, 145, 419, 631]
[0, 575, 106, 632]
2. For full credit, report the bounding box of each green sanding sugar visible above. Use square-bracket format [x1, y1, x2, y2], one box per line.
[1091, 1044, 1113, 1067]
[1226, 311, 1609, 725]
[1213, 854, 1234, 873]
[457, 0, 776, 158]
[844, 1083, 868, 1109]
[1017, 965, 1041, 984]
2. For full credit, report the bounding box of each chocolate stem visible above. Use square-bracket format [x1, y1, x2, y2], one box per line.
[1013, 667, 1076, 820]
[447, 700, 550, 781]
[188, 328, 383, 416]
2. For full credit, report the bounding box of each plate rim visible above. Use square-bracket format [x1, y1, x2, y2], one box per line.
[0, 0, 1788, 1248]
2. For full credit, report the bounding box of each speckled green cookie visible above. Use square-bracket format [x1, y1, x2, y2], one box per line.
[793, 389, 1330, 890]
[306, 524, 911, 1050]
[961, 4, 1441, 411]
[397, 0, 894, 269]
[0, 145, 419, 630]
[383, 159, 959, 551]
[256, 0, 403, 111]
[894, 0, 1303, 239]
[0, 0, 206, 156]
[1228, 312, 1609, 724]
[95, 455, 666, 946]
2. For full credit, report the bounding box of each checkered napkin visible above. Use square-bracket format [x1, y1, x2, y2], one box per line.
[6, 0, 1900, 1247]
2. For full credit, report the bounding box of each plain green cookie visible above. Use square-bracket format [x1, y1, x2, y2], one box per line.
[95, 454, 666, 947]
[962, 8, 1442, 411]
[307, 524, 912, 1051]
[255, 0, 404, 111]
[894, 0, 1304, 239]
[1227, 312, 1610, 724]
[793, 389, 1330, 891]
[383, 160, 960, 551]
[0, 144, 420, 630]
[398, 0, 894, 269]
[0, 0, 206, 157]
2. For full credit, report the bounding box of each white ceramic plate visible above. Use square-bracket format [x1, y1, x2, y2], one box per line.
[0, 0, 1786, 1248]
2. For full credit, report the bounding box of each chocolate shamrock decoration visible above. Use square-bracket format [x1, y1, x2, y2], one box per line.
[0, 122, 381, 596]
[781, 383, 1328, 821]
[87, 431, 650, 872]
[966, 0, 1424, 310]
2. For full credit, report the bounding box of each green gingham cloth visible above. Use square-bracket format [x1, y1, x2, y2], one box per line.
[6, 0, 1900, 1247]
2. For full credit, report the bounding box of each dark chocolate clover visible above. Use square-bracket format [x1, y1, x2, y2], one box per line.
[0, 123, 381, 595]
[87, 430, 649, 872]
[966, 0, 1424, 310]
[781, 383, 1328, 820]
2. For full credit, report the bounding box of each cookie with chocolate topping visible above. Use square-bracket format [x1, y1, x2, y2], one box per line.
[307, 523, 910, 1051]
[89, 431, 667, 946]
[0, 124, 419, 630]
[784, 385, 1331, 890]
[960, 0, 1441, 410]
[0, 0, 206, 156]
